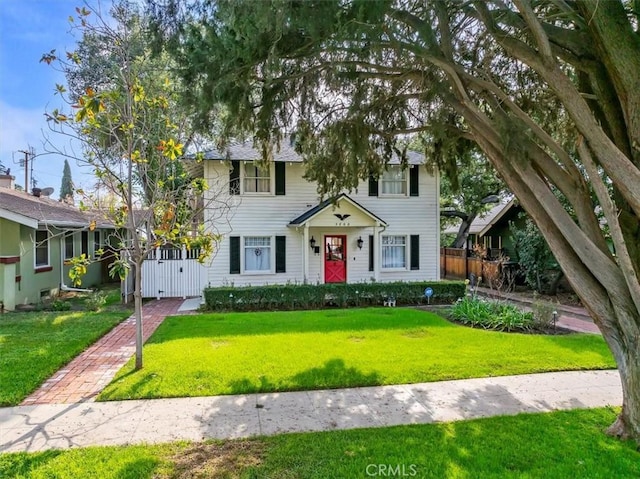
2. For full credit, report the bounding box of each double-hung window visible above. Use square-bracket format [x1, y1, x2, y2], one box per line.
[380, 166, 407, 195]
[244, 163, 271, 193]
[244, 236, 271, 272]
[382, 235, 406, 269]
[35, 230, 50, 267]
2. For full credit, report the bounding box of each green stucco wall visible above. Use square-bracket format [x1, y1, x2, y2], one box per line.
[0, 218, 21, 256]
[0, 221, 112, 309]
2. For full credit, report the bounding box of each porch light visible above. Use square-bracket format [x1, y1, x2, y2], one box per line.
[309, 236, 316, 249]
[357, 236, 364, 250]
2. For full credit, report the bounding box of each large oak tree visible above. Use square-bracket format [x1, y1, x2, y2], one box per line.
[152, 0, 640, 441]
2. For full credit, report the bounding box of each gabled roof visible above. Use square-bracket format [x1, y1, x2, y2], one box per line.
[289, 193, 387, 227]
[443, 199, 518, 236]
[200, 138, 425, 165]
[0, 188, 111, 229]
[475, 199, 518, 236]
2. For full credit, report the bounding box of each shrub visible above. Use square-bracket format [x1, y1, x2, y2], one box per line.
[450, 297, 534, 332]
[49, 300, 71, 312]
[86, 291, 108, 311]
[203, 281, 465, 312]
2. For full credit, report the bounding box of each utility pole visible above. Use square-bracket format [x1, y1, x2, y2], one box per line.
[16, 147, 35, 191]
[18, 150, 29, 191]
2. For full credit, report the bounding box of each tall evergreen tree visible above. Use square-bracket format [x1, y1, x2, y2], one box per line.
[59, 159, 73, 203]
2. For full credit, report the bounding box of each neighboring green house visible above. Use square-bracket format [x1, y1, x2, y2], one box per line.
[0, 174, 114, 311]
[445, 199, 524, 260]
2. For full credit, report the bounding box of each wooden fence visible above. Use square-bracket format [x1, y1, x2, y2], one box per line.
[440, 247, 500, 281]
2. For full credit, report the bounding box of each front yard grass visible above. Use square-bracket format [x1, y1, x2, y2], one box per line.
[0, 309, 129, 406]
[98, 308, 614, 401]
[1, 408, 638, 478]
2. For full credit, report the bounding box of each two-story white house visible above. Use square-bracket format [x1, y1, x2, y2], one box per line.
[192, 139, 440, 288]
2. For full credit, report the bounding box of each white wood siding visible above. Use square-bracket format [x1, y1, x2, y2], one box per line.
[203, 161, 439, 287]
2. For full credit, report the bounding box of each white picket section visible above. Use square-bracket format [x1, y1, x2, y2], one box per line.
[141, 247, 206, 299]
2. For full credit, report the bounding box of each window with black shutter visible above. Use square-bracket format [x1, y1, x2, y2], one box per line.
[368, 175, 379, 196]
[275, 236, 286, 272]
[368, 235, 374, 271]
[410, 235, 420, 270]
[410, 167, 419, 196]
[229, 236, 240, 274]
[275, 162, 286, 195]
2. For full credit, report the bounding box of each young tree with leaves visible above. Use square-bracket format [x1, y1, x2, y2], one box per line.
[59, 159, 74, 203]
[43, 1, 231, 370]
[151, 0, 640, 440]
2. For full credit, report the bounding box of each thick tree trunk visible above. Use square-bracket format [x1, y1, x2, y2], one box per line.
[598, 323, 640, 441]
[451, 214, 475, 248]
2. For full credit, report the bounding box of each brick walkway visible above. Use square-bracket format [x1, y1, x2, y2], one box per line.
[21, 299, 184, 405]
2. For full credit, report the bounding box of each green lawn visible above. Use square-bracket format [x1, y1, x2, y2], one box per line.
[98, 308, 614, 401]
[1, 408, 638, 478]
[0, 309, 128, 406]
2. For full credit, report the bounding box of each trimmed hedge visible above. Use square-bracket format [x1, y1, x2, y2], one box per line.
[203, 281, 465, 312]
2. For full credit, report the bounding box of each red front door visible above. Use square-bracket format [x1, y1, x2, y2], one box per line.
[325, 235, 347, 283]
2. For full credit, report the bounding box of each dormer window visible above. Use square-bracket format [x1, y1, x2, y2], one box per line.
[244, 163, 271, 193]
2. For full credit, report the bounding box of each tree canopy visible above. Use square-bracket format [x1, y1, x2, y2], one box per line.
[151, 0, 640, 440]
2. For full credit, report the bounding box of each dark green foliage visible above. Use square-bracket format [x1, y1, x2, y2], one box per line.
[511, 216, 563, 294]
[59, 159, 73, 202]
[450, 297, 535, 332]
[203, 281, 465, 312]
[48, 300, 72, 312]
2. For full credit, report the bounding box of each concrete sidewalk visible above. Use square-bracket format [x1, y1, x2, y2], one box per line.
[0, 370, 621, 453]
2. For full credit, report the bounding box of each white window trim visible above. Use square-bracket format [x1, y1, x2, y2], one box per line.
[380, 165, 408, 197]
[381, 234, 408, 270]
[64, 232, 75, 260]
[34, 230, 51, 268]
[241, 161, 273, 196]
[242, 235, 275, 274]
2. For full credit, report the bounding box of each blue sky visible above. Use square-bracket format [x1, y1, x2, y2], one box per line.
[0, 0, 98, 195]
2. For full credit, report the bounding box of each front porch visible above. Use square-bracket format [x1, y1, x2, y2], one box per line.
[288, 194, 388, 284]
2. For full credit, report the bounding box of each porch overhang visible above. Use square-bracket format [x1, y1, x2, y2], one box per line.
[288, 194, 387, 228]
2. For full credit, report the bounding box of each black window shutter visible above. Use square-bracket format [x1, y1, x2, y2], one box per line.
[230, 236, 240, 274]
[229, 160, 240, 195]
[275, 236, 286, 273]
[410, 235, 420, 270]
[275, 162, 286, 195]
[368, 175, 379, 196]
[368, 235, 374, 272]
[410, 167, 419, 196]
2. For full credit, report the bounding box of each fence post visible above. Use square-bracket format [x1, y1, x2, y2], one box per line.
[464, 248, 468, 279]
[443, 248, 447, 278]
[182, 245, 187, 299]
[156, 247, 161, 300]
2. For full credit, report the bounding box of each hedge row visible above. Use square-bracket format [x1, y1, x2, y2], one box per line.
[203, 281, 466, 312]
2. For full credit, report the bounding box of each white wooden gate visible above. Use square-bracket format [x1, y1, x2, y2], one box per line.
[141, 247, 206, 299]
